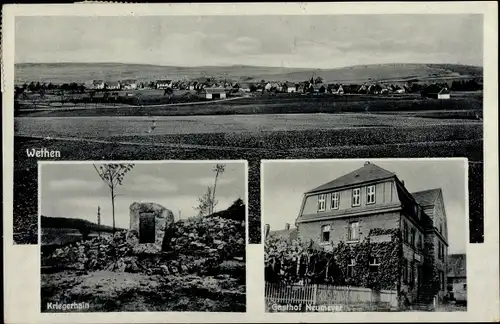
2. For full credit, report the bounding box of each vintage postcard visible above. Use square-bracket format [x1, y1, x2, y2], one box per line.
[2, 1, 498, 323]
[262, 158, 467, 313]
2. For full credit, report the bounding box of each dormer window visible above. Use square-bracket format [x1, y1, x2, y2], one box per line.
[352, 188, 361, 206]
[317, 194, 326, 212]
[367, 185, 376, 204]
[331, 192, 340, 209]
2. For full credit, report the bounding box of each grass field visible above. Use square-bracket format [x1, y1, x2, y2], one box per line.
[17, 95, 482, 118]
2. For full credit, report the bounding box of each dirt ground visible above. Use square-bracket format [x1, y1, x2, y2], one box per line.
[41, 270, 246, 312]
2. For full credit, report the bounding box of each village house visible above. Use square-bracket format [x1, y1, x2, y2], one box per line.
[105, 81, 121, 90]
[92, 80, 105, 90]
[446, 254, 466, 303]
[199, 87, 227, 100]
[328, 84, 345, 95]
[294, 162, 449, 304]
[121, 79, 138, 90]
[156, 79, 173, 90]
[436, 88, 451, 99]
[284, 82, 299, 93]
[265, 223, 299, 242]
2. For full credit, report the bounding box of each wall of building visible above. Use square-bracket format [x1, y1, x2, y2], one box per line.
[301, 181, 397, 215]
[297, 211, 401, 247]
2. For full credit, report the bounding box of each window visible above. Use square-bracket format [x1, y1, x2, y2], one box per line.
[331, 192, 340, 210]
[367, 185, 376, 204]
[347, 258, 356, 277]
[439, 223, 443, 234]
[403, 222, 409, 243]
[348, 221, 359, 241]
[139, 213, 156, 244]
[410, 228, 416, 247]
[410, 261, 415, 286]
[321, 224, 331, 242]
[317, 194, 326, 211]
[352, 188, 361, 206]
[402, 258, 408, 283]
[440, 271, 445, 291]
[369, 257, 380, 273]
[438, 242, 445, 260]
[419, 234, 424, 251]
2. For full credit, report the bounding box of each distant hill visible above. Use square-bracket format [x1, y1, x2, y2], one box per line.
[15, 62, 482, 85]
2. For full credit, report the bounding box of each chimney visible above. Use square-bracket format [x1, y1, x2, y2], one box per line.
[401, 180, 405, 186]
[264, 224, 270, 237]
[285, 223, 290, 231]
[364, 161, 370, 166]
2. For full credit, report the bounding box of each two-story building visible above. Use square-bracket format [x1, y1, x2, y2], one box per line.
[294, 161, 448, 304]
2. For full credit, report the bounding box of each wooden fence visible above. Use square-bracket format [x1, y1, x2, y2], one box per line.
[265, 282, 398, 311]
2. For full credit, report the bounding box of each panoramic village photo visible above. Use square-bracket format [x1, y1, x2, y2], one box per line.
[13, 14, 483, 245]
[263, 159, 467, 312]
[39, 161, 247, 312]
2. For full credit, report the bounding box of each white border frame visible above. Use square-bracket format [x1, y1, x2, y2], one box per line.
[2, 2, 498, 323]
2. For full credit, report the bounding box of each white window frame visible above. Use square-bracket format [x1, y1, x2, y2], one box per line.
[321, 224, 331, 242]
[369, 257, 380, 266]
[317, 194, 326, 212]
[352, 188, 361, 206]
[348, 221, 359, 241]
[366, 185, 376, 204]
[331, 192, 340, 210]
[347, 258, 356, 277]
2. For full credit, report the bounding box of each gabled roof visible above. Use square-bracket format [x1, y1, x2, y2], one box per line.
[411, 188, 442, 207]
[306, 162, 395, 194]
[439, 88, 451, 94]
[268, 228, 299, 241]
[447, 254, 466, 278]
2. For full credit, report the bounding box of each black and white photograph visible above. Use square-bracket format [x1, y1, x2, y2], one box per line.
[12, 13, 484, 246]
[2, 2, 498, 323]
[39, 161, 247, 312]
[263, 159, 467, 312]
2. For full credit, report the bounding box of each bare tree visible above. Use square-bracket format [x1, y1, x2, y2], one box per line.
[194, 163, 226, 216]
[97, 206, 101, 239]
[93, 163, 135, 232]
[211, 164, 226, 214]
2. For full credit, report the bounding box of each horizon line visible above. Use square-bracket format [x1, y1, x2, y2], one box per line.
[15, 61, 484, 70]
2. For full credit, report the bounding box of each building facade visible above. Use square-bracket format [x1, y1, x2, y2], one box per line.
[294, 162, 448, 304]
[200, 87, 227, 100]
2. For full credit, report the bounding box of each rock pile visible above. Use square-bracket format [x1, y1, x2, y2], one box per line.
[43, 215, 245, 277]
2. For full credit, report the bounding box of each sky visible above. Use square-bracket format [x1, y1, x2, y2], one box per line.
[15, 15, 483, 68]
[40, 162, 246, 229]
[262, 159, 467, 254]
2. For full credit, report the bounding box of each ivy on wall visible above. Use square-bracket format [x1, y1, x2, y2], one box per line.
[265, 228, 401, 291]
